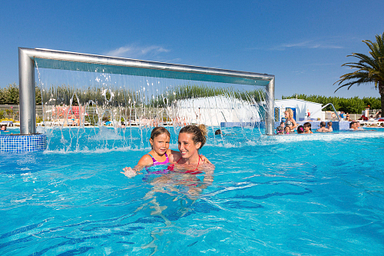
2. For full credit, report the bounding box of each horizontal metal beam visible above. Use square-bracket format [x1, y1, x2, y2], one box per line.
[21, 47, 274, 86]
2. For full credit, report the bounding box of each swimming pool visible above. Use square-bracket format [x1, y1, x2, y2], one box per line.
[1, 127, 384, 255]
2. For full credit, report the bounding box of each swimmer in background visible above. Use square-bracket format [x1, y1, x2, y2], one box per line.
[327, 121, 333, 132]
[276, 122, 285, 135]
[284, 126, 290, 134]
[316, 121, 328, 132]
[303, 122, 313, 134]
[297, 125, 304, 134]
[0, 125, 9, 133]
[215, 129, 222, 135]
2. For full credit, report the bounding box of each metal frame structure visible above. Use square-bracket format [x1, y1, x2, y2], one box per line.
[18, 47, 275, 135]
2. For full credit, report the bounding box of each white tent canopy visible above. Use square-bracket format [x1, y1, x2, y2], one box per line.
[168, 95, 261, 126]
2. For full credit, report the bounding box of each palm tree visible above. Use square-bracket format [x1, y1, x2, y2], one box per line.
[335, 32, 384, 114]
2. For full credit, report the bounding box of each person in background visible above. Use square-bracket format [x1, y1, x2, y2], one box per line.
[215, 129, 222, 135]
[346, 113, 351, 121]
[349, 121, 358, 131]
[0, 125, 9, 133]
[276, 122, 285, 135]
[303, 122, 313, 134]
[297, 125, 304, 134]
[316, 122, 328, 132]
[284, 108, 297, 131]
[327, 121, 333, 132]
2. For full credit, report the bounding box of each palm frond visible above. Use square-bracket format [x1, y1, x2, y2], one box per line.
[335, 32, 384, 93]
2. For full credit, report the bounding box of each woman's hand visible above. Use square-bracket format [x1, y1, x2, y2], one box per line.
[121, 167, 137, 178]
[200, 155, 211, 164]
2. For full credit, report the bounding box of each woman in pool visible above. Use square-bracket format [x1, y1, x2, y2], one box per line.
[168, 124, 213, 171]
[284, 109, 297, 131]
[160, 124, 214, 198]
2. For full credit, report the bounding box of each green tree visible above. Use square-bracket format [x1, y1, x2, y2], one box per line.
[335, 32, 384, 114]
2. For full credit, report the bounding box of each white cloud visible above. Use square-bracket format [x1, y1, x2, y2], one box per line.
[105, 44, 170, 58]
[271, 39, 343, 51]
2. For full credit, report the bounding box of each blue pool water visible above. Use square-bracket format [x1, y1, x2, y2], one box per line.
[1, 127, 384, 255]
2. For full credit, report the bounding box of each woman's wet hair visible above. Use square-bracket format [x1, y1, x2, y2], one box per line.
[150, 127, 171, 141]
[180, 124, 207, 149]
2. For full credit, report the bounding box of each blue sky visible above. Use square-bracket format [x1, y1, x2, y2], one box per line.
[1, 0, 383, 99]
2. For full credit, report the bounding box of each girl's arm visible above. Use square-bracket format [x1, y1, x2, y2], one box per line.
[121, 154, 153, 178]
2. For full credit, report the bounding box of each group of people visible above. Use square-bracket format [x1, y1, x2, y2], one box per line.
[276, 109, 334, 135]
[349, 121, 365, 131]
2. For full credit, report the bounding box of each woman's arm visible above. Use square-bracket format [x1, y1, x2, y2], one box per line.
[291, 118, 298, 129]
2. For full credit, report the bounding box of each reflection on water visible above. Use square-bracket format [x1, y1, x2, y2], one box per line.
[133, 164, 215, 255]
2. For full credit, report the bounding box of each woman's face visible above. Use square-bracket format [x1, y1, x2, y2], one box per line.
[284, 111, 288, 117]
[178, 132, 201, 159]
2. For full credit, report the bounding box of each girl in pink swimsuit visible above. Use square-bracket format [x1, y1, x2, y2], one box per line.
[122, 127, 174, 178]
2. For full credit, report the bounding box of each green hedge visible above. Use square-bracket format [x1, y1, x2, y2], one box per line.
[282, 94, 381, 114]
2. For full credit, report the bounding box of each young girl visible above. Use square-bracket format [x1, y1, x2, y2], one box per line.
[303, 122, 313, 134]
[121, 127, 176, 178]
[276, 122, 285, 135]
[284, 126, 290, 134]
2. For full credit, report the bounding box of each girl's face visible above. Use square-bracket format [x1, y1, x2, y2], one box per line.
[178, 132, 201, 159]
[304, 126, 310, 132]
[150, 133, 170, 155]
[284, 111, 288, 117]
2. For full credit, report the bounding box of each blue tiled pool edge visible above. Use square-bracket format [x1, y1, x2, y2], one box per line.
[0, 134, 46, 152]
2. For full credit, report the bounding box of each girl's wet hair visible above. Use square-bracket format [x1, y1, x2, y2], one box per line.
[150, 127, 171, 140]
[285, 108, 293, 119]
[297, 125, 304, 134]
[179, 124, 207, 149]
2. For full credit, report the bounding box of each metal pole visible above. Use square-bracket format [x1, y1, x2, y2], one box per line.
[265, 78, 275, 135]
[19, 48, 36, 134]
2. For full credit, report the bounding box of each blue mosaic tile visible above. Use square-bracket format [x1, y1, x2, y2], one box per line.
[0, 134, 46, 152]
